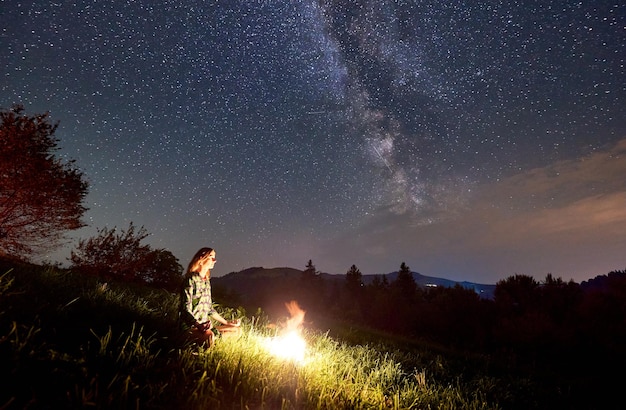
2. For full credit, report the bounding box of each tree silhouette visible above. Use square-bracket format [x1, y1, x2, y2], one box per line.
[494, 274, 539, 314]
[392, 262, 417, 300]
[345, 264, 363, 293]
[342, 264, 364, 321]
[299, 259, 324, 312]
[0, 105, 88, 257]
[363, 274, 394, 329]
[304, 259, 316, 276]
[70, 222, 183, 290]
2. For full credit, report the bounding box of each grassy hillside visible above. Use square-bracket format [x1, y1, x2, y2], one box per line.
[0, 260, 590, 409]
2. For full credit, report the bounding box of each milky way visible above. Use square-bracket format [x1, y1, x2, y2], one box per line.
[2, 1, 625, 283]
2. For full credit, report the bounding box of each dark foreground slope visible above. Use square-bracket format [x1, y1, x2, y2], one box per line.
[2, 259, 625, 409]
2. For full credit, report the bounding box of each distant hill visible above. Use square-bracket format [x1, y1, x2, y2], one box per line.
[215, 267, 496, 299]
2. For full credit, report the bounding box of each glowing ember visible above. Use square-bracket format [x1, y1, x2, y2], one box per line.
[264, 301, 307, 363]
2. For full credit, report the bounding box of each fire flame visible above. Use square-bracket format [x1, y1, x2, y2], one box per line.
[264, 301, 307, 363]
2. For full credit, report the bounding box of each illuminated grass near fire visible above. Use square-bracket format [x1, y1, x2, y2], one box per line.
[204, 324, 432, 408]
[0, 267, 501, 408]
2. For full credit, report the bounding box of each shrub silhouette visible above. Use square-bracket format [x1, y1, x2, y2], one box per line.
[70, 222, 183, 291]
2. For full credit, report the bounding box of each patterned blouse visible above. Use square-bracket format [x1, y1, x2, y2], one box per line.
[181, 272, 216, 327]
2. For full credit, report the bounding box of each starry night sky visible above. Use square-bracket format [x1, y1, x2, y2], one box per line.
[2, 0, 625, 283]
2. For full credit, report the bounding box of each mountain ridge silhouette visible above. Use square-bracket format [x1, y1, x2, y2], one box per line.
[215, 266, 497, 299]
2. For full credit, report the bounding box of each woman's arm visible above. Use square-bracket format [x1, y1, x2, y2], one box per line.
[180, 278, 200, 327]
[211, 311, 237, 326]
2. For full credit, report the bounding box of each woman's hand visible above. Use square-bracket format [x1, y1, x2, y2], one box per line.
[196, 322, 212, 333]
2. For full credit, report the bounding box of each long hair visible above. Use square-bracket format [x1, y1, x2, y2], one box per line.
[186, 247, 214, 277]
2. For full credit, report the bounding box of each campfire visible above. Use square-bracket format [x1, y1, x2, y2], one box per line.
[264, 300, 307, 363]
